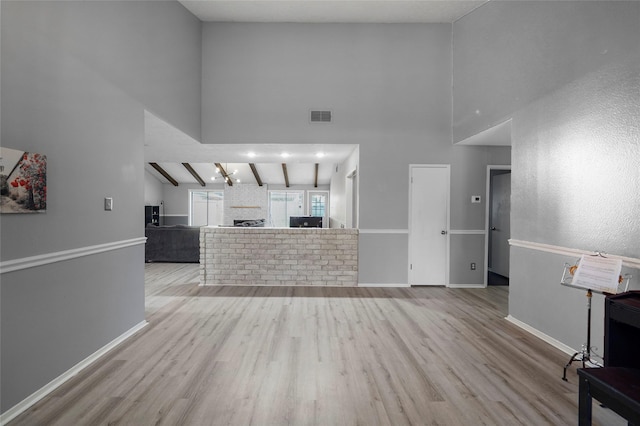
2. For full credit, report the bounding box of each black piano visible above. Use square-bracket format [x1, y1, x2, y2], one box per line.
[605, 292, 640, 367]
[578, 291, 640, 425]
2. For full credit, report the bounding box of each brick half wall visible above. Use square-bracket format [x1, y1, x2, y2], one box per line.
[200, 227, 358, 286]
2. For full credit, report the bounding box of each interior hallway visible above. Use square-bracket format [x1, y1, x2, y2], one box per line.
[9, 263, 623, 425]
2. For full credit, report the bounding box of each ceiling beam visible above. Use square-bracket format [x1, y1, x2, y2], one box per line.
[182, 163, 205, 187]
[249, 163, 263, 186]
[214, 163, 233, 186]
[149, 163, 178, 187]
[314, 163, 319, 188]
[282, 163, 290, 188]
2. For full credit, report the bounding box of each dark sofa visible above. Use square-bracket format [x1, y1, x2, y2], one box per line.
[145, 224, 200, 263]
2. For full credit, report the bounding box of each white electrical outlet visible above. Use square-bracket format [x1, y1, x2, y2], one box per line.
[104, 197, 113, 211]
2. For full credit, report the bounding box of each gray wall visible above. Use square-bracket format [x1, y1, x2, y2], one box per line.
[1, 0, 201, 413]
[144, 170, 164, 206]
[454, 1, 640, 351]
[452, 0, 640, 143]
[201, 23, 510, 284]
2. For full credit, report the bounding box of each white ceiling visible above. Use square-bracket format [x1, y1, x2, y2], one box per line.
[144, 162, 337, 187]
[456, 119, 512, 146]
[178, 0, 488, 24]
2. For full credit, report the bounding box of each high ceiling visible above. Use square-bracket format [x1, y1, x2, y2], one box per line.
[178, 1, 488, 24]
[144, 111, 357, 186]
[147, 1, 492, 187]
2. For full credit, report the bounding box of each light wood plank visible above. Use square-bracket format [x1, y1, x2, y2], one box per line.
[8, 263, 625, 426]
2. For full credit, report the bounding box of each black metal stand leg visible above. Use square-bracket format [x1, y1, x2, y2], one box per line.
[562, 290, 593, 381]
[563, 352, 581, 381]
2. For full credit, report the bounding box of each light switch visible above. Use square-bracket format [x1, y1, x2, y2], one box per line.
[104, 197, 113, 211]
[471, 195, 481, 203]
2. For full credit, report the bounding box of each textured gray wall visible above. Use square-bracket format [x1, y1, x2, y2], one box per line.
[509, 59, 640, 349]
[1, 0, 201, 413]
[512, 62, 640, 254]
[452, 1, 640, 143]
[454, 1, 640, 351]
[201, 23, 511, 284]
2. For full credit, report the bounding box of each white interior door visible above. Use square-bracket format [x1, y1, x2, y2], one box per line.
[489, 172, 511, 277]
[409, 165, 450, 286]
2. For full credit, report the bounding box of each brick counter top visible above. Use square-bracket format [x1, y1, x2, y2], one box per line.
[200, 227, 358, 286]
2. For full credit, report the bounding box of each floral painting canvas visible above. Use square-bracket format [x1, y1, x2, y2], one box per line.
[0, 147, 47, 213]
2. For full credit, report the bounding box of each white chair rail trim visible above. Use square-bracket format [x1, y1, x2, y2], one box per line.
[358, 229, 409, 234]
[358, 229, 485, 235]
[0, 237, 147, 274]
[449, 229, 485, 235]
[509, 239, 640, 269]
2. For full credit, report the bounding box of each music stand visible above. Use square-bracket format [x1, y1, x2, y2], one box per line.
[560, 254, 631, 381]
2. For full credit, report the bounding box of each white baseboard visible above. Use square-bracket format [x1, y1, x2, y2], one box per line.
[0, 320, 148, 425]
[358, 283, 411, 287]
[505, 315, 576, 356]
[448, 283, 485, 288]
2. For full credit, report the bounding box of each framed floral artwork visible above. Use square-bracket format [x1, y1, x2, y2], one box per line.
[0, 147, 47, 213]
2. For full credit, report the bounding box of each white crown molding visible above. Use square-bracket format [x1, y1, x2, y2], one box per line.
[509, 239, 640, 269]
[0, 321, 148, 425]
[0, 238, 147, 274]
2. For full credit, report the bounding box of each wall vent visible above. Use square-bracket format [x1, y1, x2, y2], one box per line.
[310, 110, 332, 123]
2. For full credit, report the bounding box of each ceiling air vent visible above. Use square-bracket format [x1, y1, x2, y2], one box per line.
[310, 110, 332, 123]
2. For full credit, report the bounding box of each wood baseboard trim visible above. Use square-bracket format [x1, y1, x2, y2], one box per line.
[505, 314, 575, 356]
[0, 238, 147, 274]
[0, 320, 148, 425]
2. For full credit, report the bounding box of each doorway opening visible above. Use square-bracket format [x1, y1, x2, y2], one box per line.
[485, 166, 511, 287]
[345, 169, 358, 229]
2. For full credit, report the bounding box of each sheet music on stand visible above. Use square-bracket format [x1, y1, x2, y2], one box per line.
[560, 253, 631, 381]
[569, 254, 622, 294]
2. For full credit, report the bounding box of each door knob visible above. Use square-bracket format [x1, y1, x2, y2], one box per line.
[491, 227, 497, 231]
[441, 230, 447, 235]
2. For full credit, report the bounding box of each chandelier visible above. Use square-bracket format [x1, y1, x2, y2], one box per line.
[211, 163, 240, 184]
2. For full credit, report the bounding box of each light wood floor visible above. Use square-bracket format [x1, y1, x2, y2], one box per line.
[10, 263, 624, 425]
